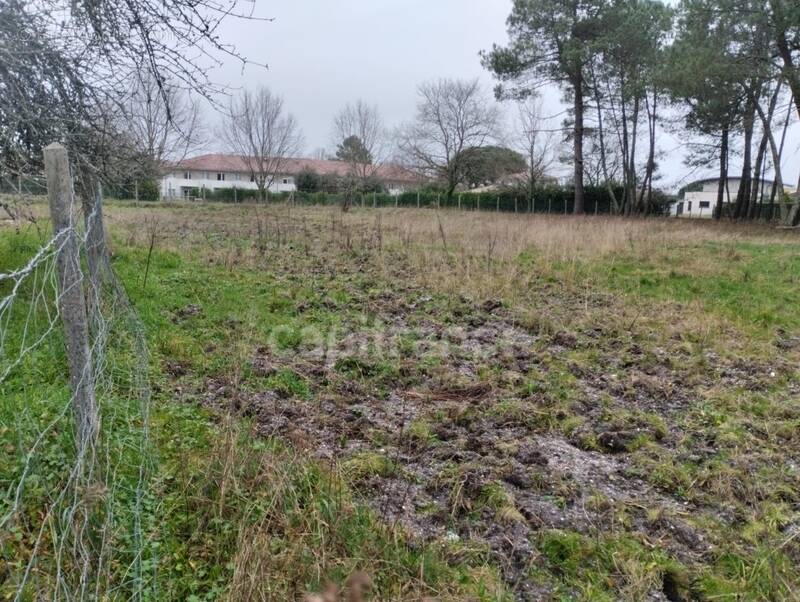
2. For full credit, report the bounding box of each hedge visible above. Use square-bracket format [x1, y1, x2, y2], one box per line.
[183, 185, 630, 214]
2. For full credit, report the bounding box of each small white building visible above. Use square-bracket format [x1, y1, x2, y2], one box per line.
[671, 177, 796, 218]
[160, 154, 421, 200]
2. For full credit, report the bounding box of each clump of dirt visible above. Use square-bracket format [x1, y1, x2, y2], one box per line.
[174, 287, 797, 599]
[180, 296, 768, 599]
[173, 303, 202, 322]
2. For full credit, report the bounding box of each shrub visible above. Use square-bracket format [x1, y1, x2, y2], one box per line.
[296, 168, 321, 193]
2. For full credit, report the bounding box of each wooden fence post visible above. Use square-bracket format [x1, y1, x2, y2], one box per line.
[417, 191, 420, 208]
[458, 194, 462, 210]
[44, 143, 98, 449]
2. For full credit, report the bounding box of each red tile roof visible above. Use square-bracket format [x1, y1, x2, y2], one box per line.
[172, 154, 421, 183]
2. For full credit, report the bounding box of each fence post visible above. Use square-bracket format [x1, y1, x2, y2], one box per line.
[496, 196, 499, 212]
[458, 194, 462, 210]
[373, 191, 377, 208]
[417, 191, 420, 208]
[548, 198, 552, 214]
[514, 197, 518, 213]
[437, 193, 441, 209]
[477, 196, 480, 211]
[395, 193, 398, 208]
[595, 197, 598, 215]
[44, 143, 98, 450]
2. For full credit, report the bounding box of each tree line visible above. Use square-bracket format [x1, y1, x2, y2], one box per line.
[483, 0, 800, 223]
[2, 0, 797, 222]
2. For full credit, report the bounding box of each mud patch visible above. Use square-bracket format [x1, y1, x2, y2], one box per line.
[178, 289, 796, 599]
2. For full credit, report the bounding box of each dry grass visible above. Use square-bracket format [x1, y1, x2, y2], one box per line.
[97, 202, 791, 292]
[102, 200, 794, 257]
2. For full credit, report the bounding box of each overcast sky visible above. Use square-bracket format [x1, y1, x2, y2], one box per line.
[205, 0, 799, 193]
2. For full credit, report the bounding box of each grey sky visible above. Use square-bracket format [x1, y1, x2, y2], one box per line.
[207, 0, 799, 193]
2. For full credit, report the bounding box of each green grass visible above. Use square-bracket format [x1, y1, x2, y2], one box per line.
[582, 241, 800, 337]
[0, 227, 509, 600]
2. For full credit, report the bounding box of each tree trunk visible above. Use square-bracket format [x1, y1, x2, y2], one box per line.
[734, 94, 756, 219]
[590, 63, 620, 214]
[627, 95, 640, 214]
[445, 172, 458, 202]
[620, 82, 630, 215]
[771, 0, 800, 123]
[573, 73, 585, 215]
[749, 81, 782, 219]
[714, 125, 728, 220]
[638, 90, 657, 215]
[754, 101, 789, 222]
[751, 134, 769, 219]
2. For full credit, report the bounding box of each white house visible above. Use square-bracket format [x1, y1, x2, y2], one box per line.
[671, 177, 796, 218]
[160, 154, 421, 200]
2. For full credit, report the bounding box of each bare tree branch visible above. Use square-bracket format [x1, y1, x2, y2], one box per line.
[220, 87, 304, 201]
[398, 78, 500, 199]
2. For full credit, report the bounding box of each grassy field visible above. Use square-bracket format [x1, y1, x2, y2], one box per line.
[2, 201, 799, 600]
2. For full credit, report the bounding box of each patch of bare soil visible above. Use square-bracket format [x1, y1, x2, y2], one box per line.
[179, 291, 796, 600]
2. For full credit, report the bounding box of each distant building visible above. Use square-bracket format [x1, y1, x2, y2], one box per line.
[671, 177, 796, 218]
[160, 154, 422, 200]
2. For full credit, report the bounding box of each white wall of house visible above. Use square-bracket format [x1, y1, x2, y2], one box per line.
[160, 170, 296, 199]
[673, 191, 716, 218]
[160, 169, 409, 199]
[670, 178, 795, 218]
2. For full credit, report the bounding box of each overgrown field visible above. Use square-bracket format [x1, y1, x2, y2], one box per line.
[2, 201, 799, 601]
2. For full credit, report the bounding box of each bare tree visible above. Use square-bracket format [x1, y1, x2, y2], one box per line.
[0, 0, 262, 184]
[332, 101, 387, 185]
[399, 78, 500, 199]
[221, 87, 303, 201]
[516, 97, 556, 205]
[125, 73, 206, 171]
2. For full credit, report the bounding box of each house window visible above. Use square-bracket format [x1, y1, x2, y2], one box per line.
[282, 178, 290, 185]
[183, 171, 192, 180]
[217, 173, 225, 181]
[250, 174, 255, 182]
[688, 201, 692, 212]
[699, 201, 710, 209]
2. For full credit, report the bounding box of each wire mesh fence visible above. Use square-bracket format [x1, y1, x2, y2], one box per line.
[0, 145, 155, 600]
